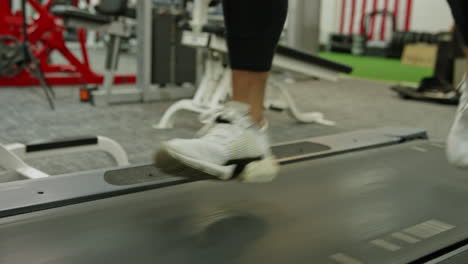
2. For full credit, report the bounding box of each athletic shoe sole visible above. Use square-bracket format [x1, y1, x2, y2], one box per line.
[154, 144, 279, 183]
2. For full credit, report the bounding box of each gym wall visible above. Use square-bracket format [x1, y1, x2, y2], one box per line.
[320, 0, 454, 45]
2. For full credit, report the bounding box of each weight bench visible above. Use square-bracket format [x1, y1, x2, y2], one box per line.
[51, 0, 136, 33]
[51, 0, 137, 104]
[155, 24, 352, 129]
[0, 136, 129, 181]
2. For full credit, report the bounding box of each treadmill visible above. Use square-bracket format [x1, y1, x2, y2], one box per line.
[1, 127, 468, 264]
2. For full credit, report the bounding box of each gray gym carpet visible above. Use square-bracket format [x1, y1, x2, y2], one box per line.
[0, 48, 457, 180]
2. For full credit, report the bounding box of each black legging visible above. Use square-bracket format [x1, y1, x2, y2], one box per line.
[222, 0, 288, 72]
[448, 0, 468, 45]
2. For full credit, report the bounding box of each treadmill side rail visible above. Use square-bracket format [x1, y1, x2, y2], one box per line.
[275, 127, 427, 164]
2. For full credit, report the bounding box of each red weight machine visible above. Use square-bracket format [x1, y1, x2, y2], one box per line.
[0, 0, 136, 87]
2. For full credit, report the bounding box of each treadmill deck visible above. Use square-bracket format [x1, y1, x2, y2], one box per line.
[1, 141, 468, 264]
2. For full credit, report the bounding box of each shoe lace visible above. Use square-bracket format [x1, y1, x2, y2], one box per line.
[196, 107, 254, 140]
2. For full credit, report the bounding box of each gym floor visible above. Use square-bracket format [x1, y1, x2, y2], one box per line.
[0, 47, 458, 179]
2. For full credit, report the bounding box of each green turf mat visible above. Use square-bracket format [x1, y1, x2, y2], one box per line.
[319, 52, 434, 83]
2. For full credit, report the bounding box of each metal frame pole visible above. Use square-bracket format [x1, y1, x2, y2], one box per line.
[136, 0, 153, 101]
[287, 0, 322, 54]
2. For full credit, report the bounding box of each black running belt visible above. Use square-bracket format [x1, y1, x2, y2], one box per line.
[1, 141, 468, 264]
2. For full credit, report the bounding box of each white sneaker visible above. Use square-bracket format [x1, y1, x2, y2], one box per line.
[447, 78, 468, 167]
[154, 102, 279, 183]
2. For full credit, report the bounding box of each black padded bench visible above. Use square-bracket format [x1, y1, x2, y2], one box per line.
[276, 45, 353, 74]
[51, 5, 112, 25]
[51, 0, 135, 27]
[185, 23, 353, 75]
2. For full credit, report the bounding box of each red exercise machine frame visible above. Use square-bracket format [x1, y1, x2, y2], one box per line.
[0, 0, 136, 87]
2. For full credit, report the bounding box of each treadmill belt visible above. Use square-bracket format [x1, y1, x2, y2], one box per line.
[1, 142, 468, 264]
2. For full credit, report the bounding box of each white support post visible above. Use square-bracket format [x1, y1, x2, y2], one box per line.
[1, 136, 128, 181]
[191, 0, 210, 34]
[0, 145, 49, 179]
[154, 55, 229, 129]
[209, 69, 231, 109]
